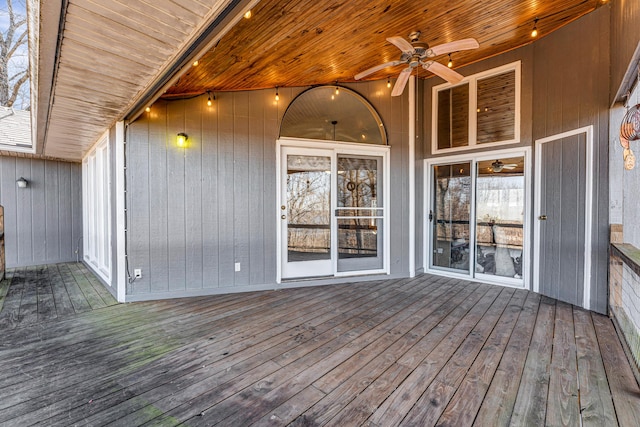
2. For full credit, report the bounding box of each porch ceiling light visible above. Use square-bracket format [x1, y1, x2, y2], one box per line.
[176, 133, 188, 147]
[531, 18, 539, 38]
[16, 177, 28, 188]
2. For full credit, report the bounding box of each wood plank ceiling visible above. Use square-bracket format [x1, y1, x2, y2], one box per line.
[167, 0, 605, 96]
[40, 0, 606, 160]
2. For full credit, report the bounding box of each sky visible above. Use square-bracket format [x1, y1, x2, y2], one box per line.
[0, 0, 29, 110]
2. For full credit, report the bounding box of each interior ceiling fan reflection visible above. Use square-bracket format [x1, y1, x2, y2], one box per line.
[491, 159, 518, 173]
[354, 31, 479, 96]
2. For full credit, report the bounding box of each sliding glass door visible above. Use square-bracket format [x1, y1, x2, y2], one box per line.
[427, 151, 528, 287]
[280, 144, 388, 280]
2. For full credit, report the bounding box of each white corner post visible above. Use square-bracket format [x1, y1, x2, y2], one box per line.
[115, 121, 127, 302]
[408, 76, 416, 277]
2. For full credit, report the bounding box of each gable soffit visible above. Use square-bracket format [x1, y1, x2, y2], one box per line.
[34, 0, 257, 161]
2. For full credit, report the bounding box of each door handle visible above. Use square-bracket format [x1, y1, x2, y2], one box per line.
[538, 215, 547, 220]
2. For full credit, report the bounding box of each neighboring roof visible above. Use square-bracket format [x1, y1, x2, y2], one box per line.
[0, 106, 32, 149]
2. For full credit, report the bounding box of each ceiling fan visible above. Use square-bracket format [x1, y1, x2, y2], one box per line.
[491, 159, 518, 173]
[354, 31, 479, 96]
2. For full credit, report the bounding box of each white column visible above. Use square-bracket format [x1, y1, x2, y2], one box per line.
[408, 76, 416, 277]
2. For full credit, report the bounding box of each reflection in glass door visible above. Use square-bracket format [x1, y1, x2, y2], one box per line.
[336, 155, 384, 273]
[475, 157, 525, 282]
[282, 149, 332, 278]
[431, 163, 471, 272]
[428, 153, 527, 287]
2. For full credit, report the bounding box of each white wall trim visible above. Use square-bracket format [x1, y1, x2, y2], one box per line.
[115, 121, 126, 302]
[431, 61, 522, 155]
[533, 126, 593, 310]
[409, 76, 416, 277]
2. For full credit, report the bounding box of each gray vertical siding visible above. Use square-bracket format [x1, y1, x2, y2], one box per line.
[611, 1, 640, 103]
[532, 6, 610, 314]
[126, 82, 410, 297]
[0, 156, 83, 268]
[419, 8, 610, 313]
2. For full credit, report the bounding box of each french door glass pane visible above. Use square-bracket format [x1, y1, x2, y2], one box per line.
[475, 156, 525, 278]
[286, 155, 331, 262]
[432, 163, 471, 271]
[337, 155, 383, 272]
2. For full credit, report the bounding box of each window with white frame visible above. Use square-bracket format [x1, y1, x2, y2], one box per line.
[432, 61, 521, 154]
[83, 135, 111, 283]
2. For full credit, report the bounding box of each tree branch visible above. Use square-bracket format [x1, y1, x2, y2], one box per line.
[7, 71, 28, 107]
[6, 29, 27, 59]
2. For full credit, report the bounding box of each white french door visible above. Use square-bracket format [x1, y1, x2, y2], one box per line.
[278, 140, 389, 281]
[425, 148, 531, 288]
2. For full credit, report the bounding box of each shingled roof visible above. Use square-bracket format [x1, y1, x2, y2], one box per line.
[0, 106, 32, 149]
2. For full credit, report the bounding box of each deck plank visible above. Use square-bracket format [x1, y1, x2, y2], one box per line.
[546, 301, 580, 426]
[592, 312, 640, 427]
[472, 291, 541, 426]
[436, 288, 529, 427]
[25, 279, 403, 426]
[573, 307, 618, 427]
[509, 296, 556, 426]
[46, 263, 77, 317]
[0, 266, 637, 427]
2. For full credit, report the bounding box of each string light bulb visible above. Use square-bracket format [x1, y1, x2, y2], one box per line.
[244, 9, 252, 19]
[275, 87, 279, 101]
[335, 86, 340, 95]
[207, 92, 212, 107]
[145, 106, 151, 113]
[387, 78, 391, 88]
[193, 60, 199, 66]
[531, 18, 539, 38]
[447, 54, 453, 68]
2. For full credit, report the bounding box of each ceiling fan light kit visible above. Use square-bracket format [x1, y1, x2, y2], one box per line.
[354, 31, 479, 96]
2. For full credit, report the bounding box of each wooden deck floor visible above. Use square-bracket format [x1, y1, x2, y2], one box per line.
[0, 267, 639, 426]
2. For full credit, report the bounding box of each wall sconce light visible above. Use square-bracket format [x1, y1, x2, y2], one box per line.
[176, 133, 188, 147]
[16, 177, 28, 188]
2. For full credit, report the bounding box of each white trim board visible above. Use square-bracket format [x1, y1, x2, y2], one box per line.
[533, 126, 593, 310]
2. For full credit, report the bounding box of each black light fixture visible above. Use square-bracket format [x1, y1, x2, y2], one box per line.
[531, 18, 539, 38]
[16, 177, 28, 188]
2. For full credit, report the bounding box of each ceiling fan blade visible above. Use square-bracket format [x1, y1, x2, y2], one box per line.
[354, 60, 405, 80]
[503, 164, 517, 169]
[429, 38, 480, 56]
[386, 36, 415, 53]
[424, 61, 464, 84]
[391, 67, 412, 97]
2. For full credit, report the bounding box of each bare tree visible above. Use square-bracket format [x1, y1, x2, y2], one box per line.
[0, 0, 28, 109]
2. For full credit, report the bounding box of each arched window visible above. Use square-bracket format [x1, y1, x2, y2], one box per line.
[280, 86, 387, 145]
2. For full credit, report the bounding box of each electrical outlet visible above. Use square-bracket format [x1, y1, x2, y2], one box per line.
[235, 262, 241, 272]
[134, 269, 142, 278]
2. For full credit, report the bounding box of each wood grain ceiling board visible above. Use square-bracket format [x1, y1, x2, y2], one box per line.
[42, 0, 235, 160]
[168, 0, 603, 96]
